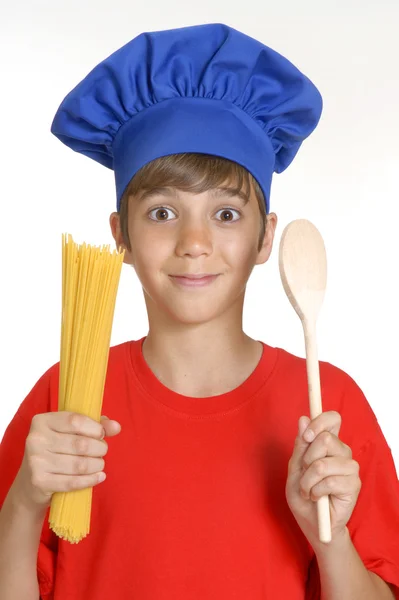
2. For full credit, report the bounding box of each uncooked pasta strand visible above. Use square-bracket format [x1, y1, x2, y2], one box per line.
[66, 244, 92, 414]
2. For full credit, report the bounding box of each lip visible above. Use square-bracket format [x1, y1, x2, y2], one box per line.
[170, 274, 218, 279]
[169, 274, 220, 288]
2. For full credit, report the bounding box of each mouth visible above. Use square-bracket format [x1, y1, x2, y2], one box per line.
[169, 274, 220, 288]
[170, 274, 219, 279]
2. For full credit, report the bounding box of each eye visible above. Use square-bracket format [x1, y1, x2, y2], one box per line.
[148, 207, 176, 222]
[215, 208, 241, 222]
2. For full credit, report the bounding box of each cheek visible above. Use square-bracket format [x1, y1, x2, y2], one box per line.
[222, 235, 259, 268]
[132, 249, 158, 279]
[129, 236, 171, 282]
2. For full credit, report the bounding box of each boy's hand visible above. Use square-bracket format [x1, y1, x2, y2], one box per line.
[285, 411, 361, 548]
[13, 412, 121, 513]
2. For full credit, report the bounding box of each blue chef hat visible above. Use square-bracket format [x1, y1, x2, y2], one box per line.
[51, 23, 323, 214]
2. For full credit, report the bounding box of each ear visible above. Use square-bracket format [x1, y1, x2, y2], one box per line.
[109, 212, 133, 266]
[255, 212, 278, 266]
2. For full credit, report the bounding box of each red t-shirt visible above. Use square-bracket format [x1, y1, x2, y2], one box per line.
[1, 338, 399, 599]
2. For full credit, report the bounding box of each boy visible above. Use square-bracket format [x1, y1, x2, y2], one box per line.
[0, 23, 398, 600]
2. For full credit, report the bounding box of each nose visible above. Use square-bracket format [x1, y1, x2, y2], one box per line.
[174, 220, 213, 259]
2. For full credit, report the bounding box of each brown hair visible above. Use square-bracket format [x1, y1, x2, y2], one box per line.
[118, 153, 267, 252]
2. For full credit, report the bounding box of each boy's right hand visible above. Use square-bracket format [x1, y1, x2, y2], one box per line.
[13, 412, 121, 512]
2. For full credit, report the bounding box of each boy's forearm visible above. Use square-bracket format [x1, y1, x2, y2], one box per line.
[313, 527, 395, 600]
[0, 475, 46, 600]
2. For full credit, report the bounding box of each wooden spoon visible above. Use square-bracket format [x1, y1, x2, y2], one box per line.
[278, 219, 331, 544]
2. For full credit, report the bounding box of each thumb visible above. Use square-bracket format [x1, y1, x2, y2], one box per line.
[100, 415, 122, 438]
[298, 415, 311, 439]
[288, 416, 312, 476]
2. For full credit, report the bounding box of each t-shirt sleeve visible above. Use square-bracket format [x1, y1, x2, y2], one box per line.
[344, 378, 399, 596]
[0, 364, 60, 600]
[306, 368, 399, 599]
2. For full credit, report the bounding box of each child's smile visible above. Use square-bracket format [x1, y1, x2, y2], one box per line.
[168, 273, 220, 288]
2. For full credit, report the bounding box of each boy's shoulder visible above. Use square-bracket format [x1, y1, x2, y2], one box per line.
[15, 339, 141, 421]
[273, 342, 381, 443]
[107, 338, 142, 372]
[271, 341, 356, 392]
[108, 338, 135, 361]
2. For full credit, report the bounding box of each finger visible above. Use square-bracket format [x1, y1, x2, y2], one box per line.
[39, 471, 106, 494]
[306, 473, 361, 502]
[302, 431, 352, 469]
[302, 411, 342, 444]
[49, 412, 105, 440]
[46, 453, 105, 476]
[288, 416, 312, 475]
[49, 432, 108, 458]
[100, 415, 122, 438]
[300, 457, 360, 499]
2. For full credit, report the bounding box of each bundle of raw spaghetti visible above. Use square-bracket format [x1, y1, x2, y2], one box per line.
[48, 233, 125, 544]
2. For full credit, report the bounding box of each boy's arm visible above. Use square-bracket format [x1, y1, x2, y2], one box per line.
[314, 527, 396, 600]
[0, 471, 47, 600]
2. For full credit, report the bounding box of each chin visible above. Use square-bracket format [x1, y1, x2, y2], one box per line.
[165, 306, 223, 326]
[158, 296, 229, 325]
[143, 281, 245, 324]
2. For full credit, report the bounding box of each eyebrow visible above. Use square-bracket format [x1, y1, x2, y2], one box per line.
[137, 186, 250, 205]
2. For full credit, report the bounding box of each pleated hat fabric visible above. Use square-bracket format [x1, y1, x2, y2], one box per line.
[51, 23, 323, 213]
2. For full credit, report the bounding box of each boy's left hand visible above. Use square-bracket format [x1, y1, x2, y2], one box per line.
[285, 411, 362, 548]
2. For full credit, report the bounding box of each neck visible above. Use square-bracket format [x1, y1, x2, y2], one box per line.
[142, 307, 262, 398]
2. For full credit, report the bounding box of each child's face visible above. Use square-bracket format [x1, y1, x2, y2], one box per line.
[110, 185, 277, 325]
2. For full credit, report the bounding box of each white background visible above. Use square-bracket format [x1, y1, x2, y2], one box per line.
[1, 2, 398, 470]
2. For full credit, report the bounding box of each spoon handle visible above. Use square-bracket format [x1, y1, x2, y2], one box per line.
[303, 318, 332, 543]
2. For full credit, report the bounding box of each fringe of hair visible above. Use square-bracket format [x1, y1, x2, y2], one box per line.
[119, 153, 267, 252]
